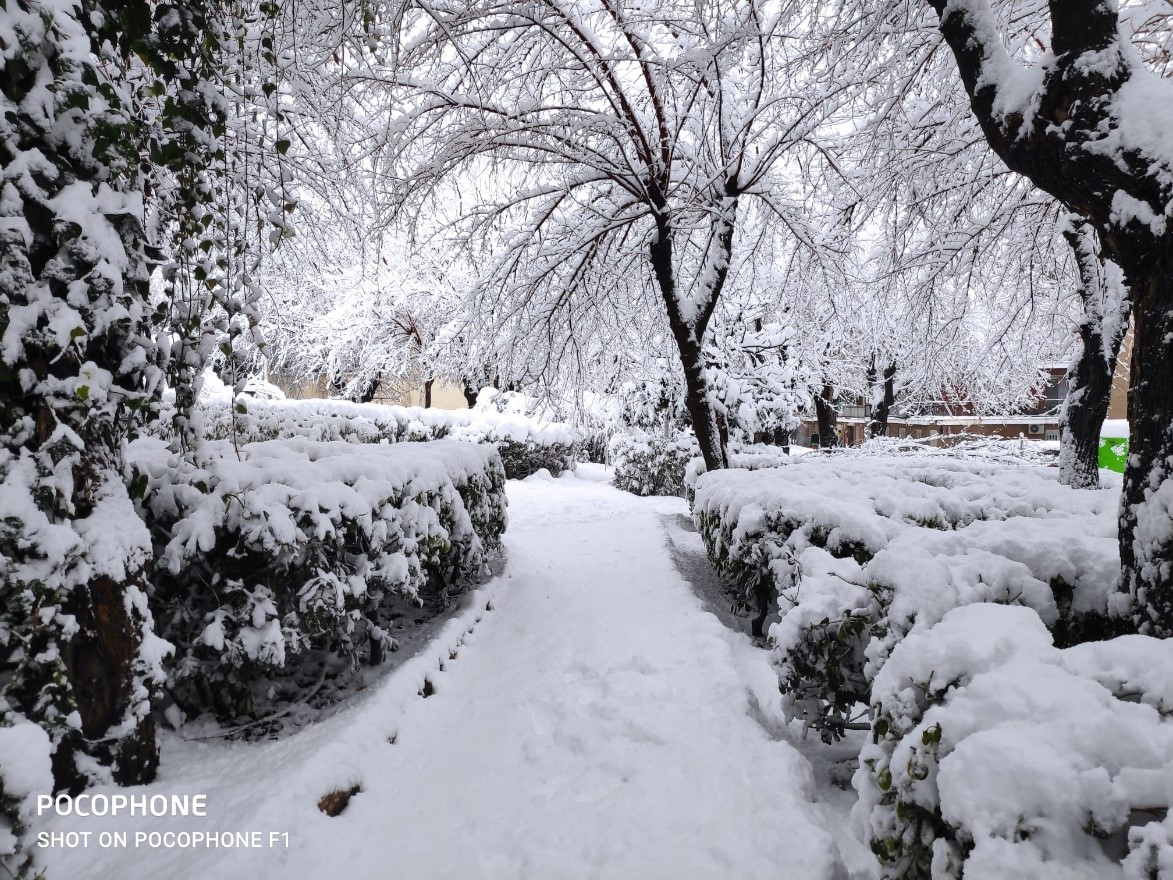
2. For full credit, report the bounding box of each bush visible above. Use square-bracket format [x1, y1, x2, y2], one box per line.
[188, 395, 575, 479]
[129, 437, 507, 719]
[691, 455, 1122, 740]
[608, 430, 698, 496]
[855, 604, 1173, 880]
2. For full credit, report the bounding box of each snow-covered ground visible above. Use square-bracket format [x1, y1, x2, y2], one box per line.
[34, 465, 867, 880]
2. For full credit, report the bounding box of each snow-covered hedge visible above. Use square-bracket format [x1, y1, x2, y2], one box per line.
[692, 455, 1122, 740]
[855, 604, 1173, 880]
[608, 430, 699, 496]
[682, 444, 795, 504]
[193, 395, 575, 479]
[129, 438, 507, 718]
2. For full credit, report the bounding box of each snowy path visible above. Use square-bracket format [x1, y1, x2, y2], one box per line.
[39, 467, 846, 880]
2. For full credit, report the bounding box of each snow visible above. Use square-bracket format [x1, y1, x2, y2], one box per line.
[32, 468, 846, 880]
[0, 721, 53, 856]
[856, 604, 1173, 880]
[1102, 419, 1129, 438]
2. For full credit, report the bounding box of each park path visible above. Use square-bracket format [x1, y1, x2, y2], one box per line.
[39, 466, 852, 880]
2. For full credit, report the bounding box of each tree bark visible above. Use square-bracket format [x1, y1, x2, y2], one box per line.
[53, 572, 160, 793]
[1058, 221, 1131, 489]
[647, 193, 735, 472]
[1121, 266, 1173, 634]
[461, 380, 479, 408]
[867, 360, 897, 439]
[814, 385, 838, 448]
[424, 378, 434, 408]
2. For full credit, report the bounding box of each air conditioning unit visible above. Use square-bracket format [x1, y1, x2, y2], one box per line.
[1028, 424, 1044, 435]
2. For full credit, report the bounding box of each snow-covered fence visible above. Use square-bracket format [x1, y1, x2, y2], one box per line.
[129, 438, 507, 719]
[856, 604, 1173, 880]
[192, 396, 576, 479]
[691, 455, 1122, 740]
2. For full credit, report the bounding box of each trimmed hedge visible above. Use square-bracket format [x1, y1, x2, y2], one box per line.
[130, 437, 507, 719]
[192, 395, 575, 479]
[691, 455, 1122, 741]
[856, 604, 1173, 880]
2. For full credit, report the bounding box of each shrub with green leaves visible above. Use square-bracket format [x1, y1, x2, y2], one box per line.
[130, 437, 506, 719]
[855, 604, 1173, 880]
[691, 455, 1122, 741]
[608, 430, 698, 497]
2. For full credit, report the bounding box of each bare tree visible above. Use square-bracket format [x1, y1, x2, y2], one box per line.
[379, 0, 841, 469]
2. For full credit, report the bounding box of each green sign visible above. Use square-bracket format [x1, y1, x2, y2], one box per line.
[1098, 436, 1128, 473]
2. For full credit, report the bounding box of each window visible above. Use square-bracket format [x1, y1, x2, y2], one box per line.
[1045, 429, 1060, 442]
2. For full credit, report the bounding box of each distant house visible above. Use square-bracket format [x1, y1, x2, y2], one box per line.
[796, 347, 1132, 447]
[267, 372, 471, 410]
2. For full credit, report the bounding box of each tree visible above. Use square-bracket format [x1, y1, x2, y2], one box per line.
[382, 0, 842, 470]
[1, 0, 170, 791]
[866, 356, 898, 439]
[822, 0, 1137, 480]
[919, 0, 1173, 632]
[1058, 218, 1131, 488]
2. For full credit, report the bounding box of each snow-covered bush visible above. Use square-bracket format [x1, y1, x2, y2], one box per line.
[692, 455, 1123, 740]
[608, 431, 699, 497]
[129, 438, 506, 718]
[0, 718, 53, 878]
[857, 433, 1060, 468]
[193, 395, 575, 478]
[855, 604, 1173, 880]
[682, 444, 795, 504]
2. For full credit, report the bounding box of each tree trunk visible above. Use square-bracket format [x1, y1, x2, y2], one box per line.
[424, 378, 434, 408]
[1, 0, 164, 794]
[814, 385, 838, 448]
[355, 375, 380, 403]
[867, 361, 897, 439]
[647, 199, 734, 472]
[674, 328, 728, 471]
[1058, 222, 1131, 489]
[461, 380, 479, 408]
[1121, 266, 1173, 635]
[53, 572, 160, 793]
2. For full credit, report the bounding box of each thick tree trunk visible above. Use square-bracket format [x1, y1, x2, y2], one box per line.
[1058, 223, 1130, 489]
[647, 197, 734, 472]
[424, 378, 434, 408]
[814, 385, 838, 448]
[53, 572, 160, 793]
[1, 0, 164, 795]
[1121, 266, 1173, 635]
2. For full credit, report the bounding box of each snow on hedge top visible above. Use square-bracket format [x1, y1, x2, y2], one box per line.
[197, 393, 573, 447]
[693, 453, 1113, 555]
[858, 604, 1173, 880]
[131, 437, 505, 580]
[695, 452, 1121, 687]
